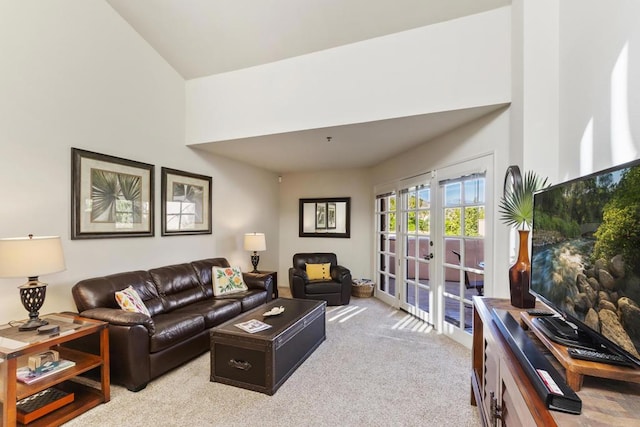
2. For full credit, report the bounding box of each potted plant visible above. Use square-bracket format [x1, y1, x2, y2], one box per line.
[499, 166, 549, 308]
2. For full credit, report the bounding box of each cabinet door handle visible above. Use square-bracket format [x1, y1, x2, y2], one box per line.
[490, 391, 503, 427]
[228, 359, 252, 371]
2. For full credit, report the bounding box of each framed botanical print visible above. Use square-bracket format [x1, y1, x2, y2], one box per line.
[161, 167, 212, 236]
[315, 203, 327, 229]
[71, 148, 154, 239]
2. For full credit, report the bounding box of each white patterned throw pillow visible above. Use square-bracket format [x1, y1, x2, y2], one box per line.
[115, 285, 151, 316]
[212, 266, 248, 296]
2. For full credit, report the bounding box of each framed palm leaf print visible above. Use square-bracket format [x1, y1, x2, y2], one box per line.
[161, 167, 212, 236]
[71, 148, 154, 239]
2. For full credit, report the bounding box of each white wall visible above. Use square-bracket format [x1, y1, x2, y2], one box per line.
[516, 0, 640, 181]
[554, 0, 640, 181]
[185, 7, 511, 144]
[511, 0, 560, 181]
[0, 1, 279, 324]
[278, 169, 371, 289]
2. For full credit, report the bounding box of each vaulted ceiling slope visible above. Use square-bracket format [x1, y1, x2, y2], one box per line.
[106, 0, 510, 173]
[106, 0, 510, 79]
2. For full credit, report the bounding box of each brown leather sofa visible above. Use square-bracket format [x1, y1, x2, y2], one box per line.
[71, 257, 273, 391]
[289, 252, 352, 305]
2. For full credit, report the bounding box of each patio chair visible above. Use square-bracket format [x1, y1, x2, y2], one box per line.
[451, 250, 484, 296]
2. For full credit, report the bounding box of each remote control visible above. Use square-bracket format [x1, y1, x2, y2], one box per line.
[568, 347, 634, 367]
[526, 309, 555, 317]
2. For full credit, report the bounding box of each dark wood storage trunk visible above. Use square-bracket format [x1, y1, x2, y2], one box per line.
[210, 299, 326, 395]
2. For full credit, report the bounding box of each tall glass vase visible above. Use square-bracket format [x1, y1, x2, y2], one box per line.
[509, 229, 536, 308]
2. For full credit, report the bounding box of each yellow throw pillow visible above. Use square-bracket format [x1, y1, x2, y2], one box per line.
[306, 263, 331, 280]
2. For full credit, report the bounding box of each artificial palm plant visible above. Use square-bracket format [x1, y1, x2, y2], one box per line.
[499, 169, 549, 230]
[499, 166, 549, 308]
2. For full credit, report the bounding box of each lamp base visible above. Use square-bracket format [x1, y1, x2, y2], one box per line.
[18, 279, 48, 331]
[250, 252, 260, 273]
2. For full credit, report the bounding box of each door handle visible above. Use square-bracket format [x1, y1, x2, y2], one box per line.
[423, 253, 434, 260]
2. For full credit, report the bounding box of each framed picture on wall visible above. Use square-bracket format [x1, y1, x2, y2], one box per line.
[161, 167, 212, 236]
[315, 203, 327, 229]
[327, 202, 337, 229]
[299, 197, 350, 238]
[71, 148, 154, 239]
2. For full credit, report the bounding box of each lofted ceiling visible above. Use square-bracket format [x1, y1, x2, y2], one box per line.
[106, 0, 510, 173]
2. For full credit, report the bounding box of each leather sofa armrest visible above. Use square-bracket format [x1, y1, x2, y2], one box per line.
[288, 268, 309, 299]
[242, 272, 273, 292]
[290, 268, 309, 282]
[331, 265, 352, 283]
[80, 307, 156, 336]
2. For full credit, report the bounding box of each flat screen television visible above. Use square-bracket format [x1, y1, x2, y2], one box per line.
[530, 158, 640, 368]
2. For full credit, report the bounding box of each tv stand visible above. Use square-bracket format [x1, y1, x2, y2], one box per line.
[472, 297, 640, 426]
[521, 311, 640, 391]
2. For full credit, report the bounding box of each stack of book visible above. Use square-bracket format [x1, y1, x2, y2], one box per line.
[17, 350, 76, 385]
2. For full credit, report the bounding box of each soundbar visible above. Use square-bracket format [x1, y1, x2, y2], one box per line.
[491, 308, 582, 414]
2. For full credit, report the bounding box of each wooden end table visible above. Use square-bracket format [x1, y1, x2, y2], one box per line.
[0, 313, 109, 426]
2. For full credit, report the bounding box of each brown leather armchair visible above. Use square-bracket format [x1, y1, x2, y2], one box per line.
[289, 253, 352, 305]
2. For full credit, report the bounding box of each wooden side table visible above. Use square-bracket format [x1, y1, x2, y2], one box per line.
[255, 270, 278, 299]
[0, 313, 109, 426]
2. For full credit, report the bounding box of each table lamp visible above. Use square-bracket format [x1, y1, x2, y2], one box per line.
[0, 234, 66, 331]
[243, 232, 266, 272]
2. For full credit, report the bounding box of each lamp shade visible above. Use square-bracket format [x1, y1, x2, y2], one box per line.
[243, 233, 266, 252]
[0, 235, 66, 278]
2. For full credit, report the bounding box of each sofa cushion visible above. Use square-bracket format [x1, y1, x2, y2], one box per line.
[149, 312, 205, 353]
[212, 266, 248, 296]
[72, 270, 164, 316]
[213, 289, 268, 312]
[172, 299, 242, 328]
[306, 280, 343, 295]
[149, 263, 206, 312]
[115, 286, 151, 316]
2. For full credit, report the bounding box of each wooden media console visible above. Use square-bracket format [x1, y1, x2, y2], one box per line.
[472, 297, 640, 426]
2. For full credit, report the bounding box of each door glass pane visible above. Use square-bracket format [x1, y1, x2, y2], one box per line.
[464, 206, 485, 237]
[417, 287, 430, 313]
[406, 282, 415, 306]
[445, 182, 461, 206]
[464, 302, 473, 333]
[418, 188, 430, 208]
[444, 295, 461, 328]
[444, 207, 462, 236]
[444, 266, 462, 297]
[464, 178, 485, 204]
[417, 259, 429, 286]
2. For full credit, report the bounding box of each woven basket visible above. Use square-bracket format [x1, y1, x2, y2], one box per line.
[351, 282, 374, 298]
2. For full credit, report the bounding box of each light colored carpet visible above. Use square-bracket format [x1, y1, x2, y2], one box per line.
[63, 296, 481, 426]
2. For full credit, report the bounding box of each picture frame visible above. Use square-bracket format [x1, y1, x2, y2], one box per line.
[71, 148, 154, 239]
[315, 203, 327, 229]
[327, 202, 337, 229]
[161, 167, 212, 236]
[299, 197, 350, 238]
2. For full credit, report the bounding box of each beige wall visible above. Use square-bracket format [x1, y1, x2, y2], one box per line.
[277, 169, 371, 288]
[0, 1, 279, 323]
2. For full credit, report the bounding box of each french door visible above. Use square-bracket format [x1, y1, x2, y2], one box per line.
[375, 173, 435, 322]
[374, 156, 491, 346]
